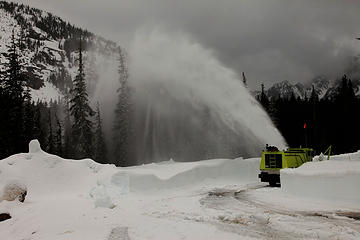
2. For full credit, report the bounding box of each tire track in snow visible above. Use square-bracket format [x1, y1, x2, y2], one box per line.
[107, 227, 130, 240]
[200, 184, 360, 239]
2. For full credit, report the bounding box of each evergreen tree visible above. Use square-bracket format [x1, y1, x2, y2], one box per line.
[69, 38, 94, 159]
[309, 85, 319, 103]
[335, 75, 357, 152]
[0, 58, 4, 89]
[242, 72, 247, 87]
[54, 114, 63, 156]
[1, 29, 28, 155]
[113, 48, 135, 166]
[94, 103, 108, 164]
[3, 30, 26, 99]
[47, 109, 55, 153]
[258, 83, 270, 110]
[32, 103, 43, 142]
[18, 27, 26, 50]
[0, 59, 7, 158]
[267, 98, 279, 128]
[347, 78, 356, 100]
[63, 96, 73, 158]
[23, 86, 34, 146]
[309, 85, 319, 150]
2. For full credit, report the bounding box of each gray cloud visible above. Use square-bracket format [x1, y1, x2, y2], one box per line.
[13, 0, 360, 89]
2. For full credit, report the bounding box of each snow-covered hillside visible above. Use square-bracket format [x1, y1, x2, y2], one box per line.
[0, 1, 119, 102]
[0, 140, 359, 240]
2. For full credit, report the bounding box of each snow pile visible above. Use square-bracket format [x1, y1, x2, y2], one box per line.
[312, 152, 326, 162]
[89, 172, 130, 208]
[329, 150, 360, 161]
[0, 140, 260, 207]
[0, 143, 109, 203]
[29, 139, 42, 153]
[86, 158, 260, 208]
[127, 158, 259, 191]
[89, 184, 116, 209]
[281, 153, 360, 205]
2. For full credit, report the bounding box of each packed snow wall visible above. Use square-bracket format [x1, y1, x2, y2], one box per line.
[0, 141, 261, 208]
[281, 153, 360, 205]
[127, 30, 286, 163]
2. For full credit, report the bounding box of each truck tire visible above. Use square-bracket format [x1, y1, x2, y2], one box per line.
[269, 179, 277, 187]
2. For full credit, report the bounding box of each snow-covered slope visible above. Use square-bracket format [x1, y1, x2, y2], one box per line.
[1, 140, 360, 240]
[0, 7, 63, 102]
[0, 1, 119, 102]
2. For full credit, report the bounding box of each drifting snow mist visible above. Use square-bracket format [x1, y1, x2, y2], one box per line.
[123, 30, 287, 163]
[89, 52, 119, 147]
[90, 30, 286, 163]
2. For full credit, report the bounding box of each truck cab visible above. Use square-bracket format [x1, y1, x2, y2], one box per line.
[258, 146, 313, 186]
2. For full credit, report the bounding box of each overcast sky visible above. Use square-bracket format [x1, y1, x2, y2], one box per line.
[12, 0, 360, 89]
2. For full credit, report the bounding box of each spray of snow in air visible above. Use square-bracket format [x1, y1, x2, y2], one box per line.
[90, 53, 119, 147]
[124, 29, 286, 163]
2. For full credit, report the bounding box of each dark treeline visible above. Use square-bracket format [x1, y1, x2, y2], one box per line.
[257, 75, 360, 155]
[0, 31, 109, 163]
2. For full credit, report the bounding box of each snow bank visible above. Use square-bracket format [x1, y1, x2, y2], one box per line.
[329, 150, 360, 161]
[0, 140, 110, 202]
[87, 158, 260, 207]
[0, 140, 260, 208]
[126, 158, 260, 191]
[281, 156, 360, 205]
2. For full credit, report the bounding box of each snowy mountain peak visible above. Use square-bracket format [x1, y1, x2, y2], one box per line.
[266, 80, 305, 100]
[256, 73, 360, 101]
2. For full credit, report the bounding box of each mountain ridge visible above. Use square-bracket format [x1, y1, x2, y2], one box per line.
[253, 73, 360, 101]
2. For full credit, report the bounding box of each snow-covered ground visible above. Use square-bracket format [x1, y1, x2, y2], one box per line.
[0, 140, 359, 240]
[282, 151, 360, 206]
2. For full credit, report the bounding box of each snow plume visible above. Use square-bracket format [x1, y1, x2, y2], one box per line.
[127, 29, 286, 163]
[90, 50, 119, 147]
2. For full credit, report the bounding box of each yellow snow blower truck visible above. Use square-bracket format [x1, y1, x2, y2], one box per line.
[258, 145, 313, 186]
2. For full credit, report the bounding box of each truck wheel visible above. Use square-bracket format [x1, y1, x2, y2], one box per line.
[269, 180, 277, 187]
